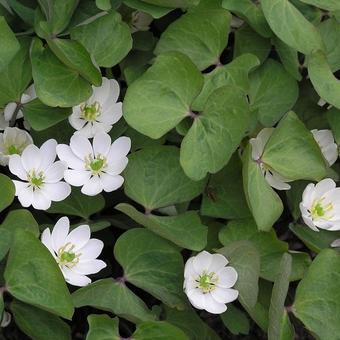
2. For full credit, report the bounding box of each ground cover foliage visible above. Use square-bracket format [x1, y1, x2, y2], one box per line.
[0, 0, 340, 339]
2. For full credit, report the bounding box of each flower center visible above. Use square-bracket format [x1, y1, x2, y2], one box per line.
[57, 242, 80, 268]
[85, 154, 107, 175]
[196, 272, 218, 293]
[27, 170, 45, 189]
[311, 198, 333, 220]
[7, 144, 20, 155]
[81, 101, 101, 122]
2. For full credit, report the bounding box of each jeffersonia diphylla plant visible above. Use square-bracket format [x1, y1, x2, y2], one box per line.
[1, 0, 340, 339]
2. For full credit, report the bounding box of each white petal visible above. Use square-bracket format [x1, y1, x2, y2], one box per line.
[56, 144, 84, 170]
[9, 155, 27, 180]
[265, 171, 291, 190]
[250, 128, 274, 160]
[51, 217, 70, 252]
[39, 139, 57, 170]
[61, 267, 91, 287]
[99, 173, 123, 192]
[81, 175, 103, 196]
[331, 238, 340, 247]
[65, 225, 91, 251]
[44, 161, 67, 183]
[203, 294, 227, 314]
[92, 77, 111, 103]
[208, 254, 229, 273]
[301, 183, 316, 209]
[41, 228, 56, 257]
[42, 182, 71, 202]
[21, 144, 41, 172]
[105, 157, 128, 176]
[193, 251, 212, 273]
[323, 143, 338, 166]
[69, 114, 86, 130]
[98, 102, 122, 125]
[184, 257, 197, 279]
[4, 102, 16, 120]
[93, 132, 111, 157]
[211, 287, 239, 304]
[64, 169, 92, 186]
[70, 134, 93, 159]
[315, 178, 336, 198]
[78, 239, 104, 260]
[17, 185, 33, 207]
[186, 288, 205, 309]
[12, 180, 29, 195]
[74, 259, 106, 275]
[75, 122, 95, 138]
[107, 136, 131, 164]
[91, 121, 111, 135]
[31, 189, 51, 210]
[217, 266, 238, 288]
[109, 78, 120, 103]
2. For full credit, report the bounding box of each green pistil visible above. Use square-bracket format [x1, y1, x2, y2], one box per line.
[60, 251, 76, 263]
[312, 203, 325, 217]
[90, 159, 104, 172]
[197, 272, 217, 293]
[28, 170, 44, 188]
[7, 145, 19, 155]
[81, 102, 100, 121]
[311, 199, 333, 220]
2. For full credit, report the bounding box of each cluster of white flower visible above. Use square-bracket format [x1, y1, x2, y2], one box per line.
[1, 77, 131, 210]
[250, 127, 338, 191]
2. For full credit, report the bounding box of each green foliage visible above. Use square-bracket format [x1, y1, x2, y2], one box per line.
[0, 16, 19, 72]
[0, 174, 15, 213]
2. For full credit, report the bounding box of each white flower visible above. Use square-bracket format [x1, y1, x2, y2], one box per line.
[311, 129, 338, 166]
[8, 139, 71, 210]
[299, 178, 340, 231]
[331, 239, 340, 248]
[249, 128, 292, 190]
[184, 251, 239, 314]
[69, 77, 122, 138]
[0, 84, 36, 130]
[57, 132, 131, 196]
[41, 216, 106, 287]
[130, 11, 153, 33]
[0, 127, 33, 166]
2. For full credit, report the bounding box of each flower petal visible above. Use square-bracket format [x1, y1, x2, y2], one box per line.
[203, 293, 227, 314]
[208, 254, 229, 273]
[39, 139, 57, 170]
[56, 144, 84, 170]
[107, 136, 131, 163]
[21, 144, 41, 172]
[99, 173, 123, 192]
[41, 228, 56, 257]
[74, 259, 106, 275]
[9, 155, 27, 180]
[217, 266, 238, 288]
[64, 169, 92, 186]
[93, 132, 111, 157]
[42, 182, 71, 202]
[81, 175, 102, 196]
[70, 134, 93, 159]
[51, 216, 70, 252]
[44, 161, 67, 183]
[186, 288, 205, 310]
[61, 267, 91, 287]
[78, 239, 104, 260]
[315, 178, 336, 198]
[211, 287, 239, 304]
[17, 185, 33, 207]
[265, 171, 291, 190]
[193, 251, 212, 273]
[31, 189, 51, 210]
[105, 157, 128, 176]
[65, 224, 91, 251]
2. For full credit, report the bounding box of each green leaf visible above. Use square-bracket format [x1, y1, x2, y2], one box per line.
[180, 85, 250, 181]
[249, 59, 299, 126]
[273, 37, 302, 81]
[48, 188, 105, 219]
[0, 16, 19, 72]
[0, 37, 32, 107]
[125, 127, 165, 152]
[72, 278, 156, 323]
[218, 240, 260, 308]
[23, 98, 71, 131]
[242, 144, 283, 231]
[86, 315, 120, 340]
[299, 0, 340, 11]
[133, 321, 188, 340]
[268, 254, 294, 340]
[37, 0, 78, 34]
[6, 0, 35, 25]
[233, 25, 271, 64]
[4, 230, 74, 319]
[124, 146, 206, 210]
[71, 11, 132, 68]
[308, 50, 340, 109]
[261, 0, 324, 55]
[192, 53, 260, 112]
[115, 203, 207, 251]
[123, 52, 203, 139]
[30, 38, 92, 107]
[221, 304, 250, 336]
[222, 0, 272, 37]
[11, 300, 71, 340]
[124, 0, 172, 18]
[219, 219, 311, 282]
[293, 249, 340, 340]
[139, 0, 198, 8]
[262, 111, 327, 181]
[114, 228, 186, 309]
[327, 107, 340, 144]
[0, 229, 11, 261]
[95, 0, 112, 11]
[164, 306, 220, 340]
[0, 174, 15, 212]
[47, 38, 102, 86]
[289, 223, 340, 253]
[155, 9, 231, 70]
[201, 153, 251, 219]
[318, 18, 340, 72]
